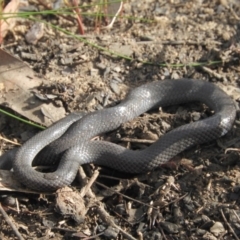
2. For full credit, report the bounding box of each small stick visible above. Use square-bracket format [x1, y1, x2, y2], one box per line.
[77, 166, 95, 198]
[71, 0, 85, 34]
[120, 137, 155, 144]
[95, 181, 157, 209]
[158, 225, 168, 240]
[0, 135, 21, 146]
[97, 203, 137, 240]
[104, 1, 123, 29]
[230, 6, 240, 20]
[0, 203, 24, 240]
[220, 209, 239, 240]
[233, 210, 240, 223]
[80, 168, 99, 197]
[225, 148, 240, 154]
[202, 66, 225, 80]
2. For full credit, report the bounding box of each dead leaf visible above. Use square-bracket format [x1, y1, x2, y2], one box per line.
[0, 0, 20, 42]
[0, 49, 66, 126]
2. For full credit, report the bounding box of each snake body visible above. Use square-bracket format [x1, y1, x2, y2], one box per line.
[12, 79, 236, 191]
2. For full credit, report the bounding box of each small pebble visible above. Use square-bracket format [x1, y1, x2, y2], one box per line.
[160, 221, 179, 234]
[110, 81, 120, 95]
[192, 112, 201, 121]
[210, 221, 225, 236]
[3, 196, 16, 207]
[104, 226, 119, 238]
[25, 23, 44, 45]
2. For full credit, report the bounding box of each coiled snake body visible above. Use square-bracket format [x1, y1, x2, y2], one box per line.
[12, 79, 236, 191]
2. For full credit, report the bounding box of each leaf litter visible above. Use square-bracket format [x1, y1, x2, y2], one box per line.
[0, 0, 240, 239]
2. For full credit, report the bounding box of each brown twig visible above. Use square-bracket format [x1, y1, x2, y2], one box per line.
[220, 209, 239, 240]
[202, 66, 226, 80]
[120, 137, 155, 144]
[0, 203, 24, 240]
[77, 166, 95, 198]
[233, 210, 240, 223]
[71, 0, 85, 35]
[104, 1, 123, 29]
[79, 167, 99, 197]
[229, 6, 240, 20]
[158, 224, 168, 240]
[78, 168, 136, 239]
[0, 135, 21, 146]
[225, 148, 240, 154]
[0, 0, 3, 45]
[97, 203, 137, 240]
[95, 181, 157, 209]
[136, 40, 222, 46]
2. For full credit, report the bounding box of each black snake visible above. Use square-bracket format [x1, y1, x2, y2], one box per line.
[11, 79, 236, 191]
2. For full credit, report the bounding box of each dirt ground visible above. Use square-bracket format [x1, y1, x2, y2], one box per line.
[1, 0, 240, 239]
